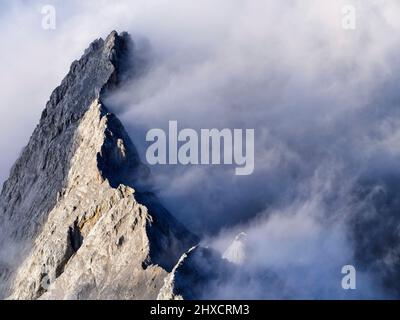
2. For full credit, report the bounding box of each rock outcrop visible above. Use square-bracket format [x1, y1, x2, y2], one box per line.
[157, 244, 286, 300]
[222, 232, 247, 265]
[158, 246, 234, 300]
[0, 31, 197, 299]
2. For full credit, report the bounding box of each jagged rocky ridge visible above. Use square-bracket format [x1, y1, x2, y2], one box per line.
[0, 31, 203, 299]
[157, 246, 234, 300]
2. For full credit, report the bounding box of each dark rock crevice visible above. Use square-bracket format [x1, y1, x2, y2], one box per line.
[68, 220, 84, 253]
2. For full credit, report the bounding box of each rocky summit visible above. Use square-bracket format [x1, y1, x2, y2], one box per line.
[0, 31, 205, 300]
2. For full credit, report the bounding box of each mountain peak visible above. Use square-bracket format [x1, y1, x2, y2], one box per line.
[0, 31, 133, 237]
[222, 232, 247, 265]
[44, 31, 131, 121]
[0, 31, 197, 299]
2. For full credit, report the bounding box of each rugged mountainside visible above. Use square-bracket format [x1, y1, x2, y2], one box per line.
[4, 30, 396, 300]
[0, 31, 198, 299]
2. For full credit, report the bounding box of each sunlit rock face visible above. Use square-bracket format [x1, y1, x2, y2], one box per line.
[222, 232, 247, 265]
[0, 31, 197, 300]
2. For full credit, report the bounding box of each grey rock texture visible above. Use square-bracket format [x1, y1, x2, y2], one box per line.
[0, 31, 197, 299]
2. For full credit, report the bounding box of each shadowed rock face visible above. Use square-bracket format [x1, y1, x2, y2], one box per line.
[157, 246, 234, 300]
[157, 245, 287, 300]
[0, 31, 197, 299]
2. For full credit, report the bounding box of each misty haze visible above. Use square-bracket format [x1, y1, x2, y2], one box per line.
[1, 0, 400, 301]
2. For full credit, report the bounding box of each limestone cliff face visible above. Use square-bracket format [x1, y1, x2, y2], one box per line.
[0, 31, 197, 299]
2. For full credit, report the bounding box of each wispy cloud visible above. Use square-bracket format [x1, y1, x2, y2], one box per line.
[1, 0, 400, 298]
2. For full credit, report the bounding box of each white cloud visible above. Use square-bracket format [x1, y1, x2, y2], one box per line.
[1, 0, 400, 298]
